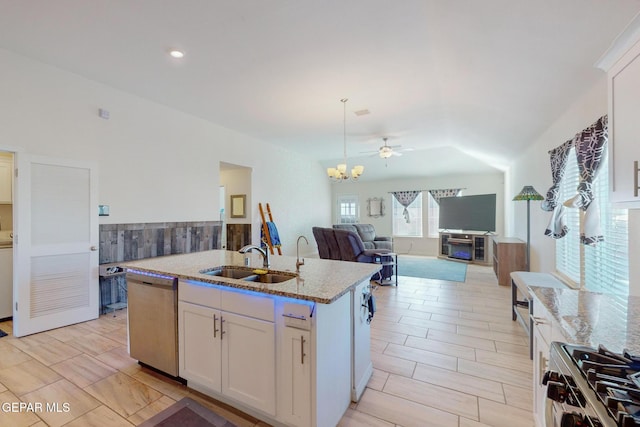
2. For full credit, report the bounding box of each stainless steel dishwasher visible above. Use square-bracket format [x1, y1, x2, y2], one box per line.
[126, 270, 179, 377]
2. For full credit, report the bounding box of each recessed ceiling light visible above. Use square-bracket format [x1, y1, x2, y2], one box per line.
[168, 49, 185, 59]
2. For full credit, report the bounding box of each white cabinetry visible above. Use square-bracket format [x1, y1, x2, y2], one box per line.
[280, 327, 311, 427]
[0, 156, 13, 204]
[178, 302, 221, 391]
[530, 294, 564, 427]
[0, 248, 12, 318]
[221, 311, 275, 413]
[178, 278, 364, 427]
[178, 281, 276, 416]
[598, 17, 640, 208]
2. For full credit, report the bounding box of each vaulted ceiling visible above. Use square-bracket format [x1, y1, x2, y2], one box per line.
[1, 1, 639, 181]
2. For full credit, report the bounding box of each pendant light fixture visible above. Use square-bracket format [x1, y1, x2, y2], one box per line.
[327, 98, 364, 181]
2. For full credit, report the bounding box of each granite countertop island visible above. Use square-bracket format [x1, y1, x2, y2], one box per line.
[123, 249, 380, 304]
[531, 286, 640, 354]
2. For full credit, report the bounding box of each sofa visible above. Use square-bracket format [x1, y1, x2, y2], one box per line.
[332, 224, 393, 251]
[312, 226, 393, 278]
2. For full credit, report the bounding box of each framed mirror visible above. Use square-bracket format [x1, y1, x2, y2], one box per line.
[367, 197, 385, 218]
[230, 194, 246, 218]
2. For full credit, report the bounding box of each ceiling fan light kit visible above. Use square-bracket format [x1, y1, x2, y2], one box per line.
[327, 98, 364, 182]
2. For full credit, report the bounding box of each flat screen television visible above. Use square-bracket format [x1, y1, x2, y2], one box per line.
[438, 193, 496, 232]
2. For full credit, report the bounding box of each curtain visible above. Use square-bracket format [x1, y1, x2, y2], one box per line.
[428, 188, 462, 204]
[563, 115, 608, 245]
[391, 191, 421, 223]
[542, 139, 573, 239]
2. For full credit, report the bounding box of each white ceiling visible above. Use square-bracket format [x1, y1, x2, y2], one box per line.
[1, 1, 639, 181]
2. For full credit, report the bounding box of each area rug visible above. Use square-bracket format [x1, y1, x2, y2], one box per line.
[139, 397, 238, 427]
[397, 256, 467, 282]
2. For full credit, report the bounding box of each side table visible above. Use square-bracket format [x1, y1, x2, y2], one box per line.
[373, 252, 398, 286]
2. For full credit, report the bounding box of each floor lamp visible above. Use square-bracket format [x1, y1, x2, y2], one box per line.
[513, 186, 544, 271]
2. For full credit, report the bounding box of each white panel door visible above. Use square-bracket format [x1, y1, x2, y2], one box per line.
[13, 155, 99, 337]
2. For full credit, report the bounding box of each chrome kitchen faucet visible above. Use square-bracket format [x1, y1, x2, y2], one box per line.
[239, 245, 270, 268]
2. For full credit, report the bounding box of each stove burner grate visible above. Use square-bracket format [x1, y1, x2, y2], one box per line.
[568, 344, 640, 427]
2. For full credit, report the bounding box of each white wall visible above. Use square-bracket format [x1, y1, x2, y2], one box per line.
[330, 172, 505, 256]
[0, 48, 330, 257]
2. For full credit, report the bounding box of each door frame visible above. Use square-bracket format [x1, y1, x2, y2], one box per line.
[0, 145, 20, 323]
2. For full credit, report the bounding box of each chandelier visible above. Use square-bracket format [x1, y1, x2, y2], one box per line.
[327, 98, 364, 181]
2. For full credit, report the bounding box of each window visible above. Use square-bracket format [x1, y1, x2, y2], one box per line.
[392, 192, 422, 237]
[427, 192, 440, 238]
[337, 195, 359, 224]
[555, 147, 629, 295]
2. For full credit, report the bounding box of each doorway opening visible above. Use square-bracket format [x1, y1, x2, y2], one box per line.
[219, 162, 252, 251]
[0, 150, 14, 321]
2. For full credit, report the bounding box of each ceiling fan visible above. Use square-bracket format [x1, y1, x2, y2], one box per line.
[361, 137, 410, 159]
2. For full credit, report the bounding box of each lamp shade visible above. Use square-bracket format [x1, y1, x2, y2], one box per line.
[513, 185, 544, 201]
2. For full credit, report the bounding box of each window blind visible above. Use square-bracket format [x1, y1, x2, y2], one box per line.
[392, 192, 423, 237]
[555, 147, 629, 297]
[584, 151, 629, 296]
[556, 148, 581, 285]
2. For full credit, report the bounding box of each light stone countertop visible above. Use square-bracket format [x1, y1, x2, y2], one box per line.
[531, 286, 640, 354]
[123, 250, 381, 304]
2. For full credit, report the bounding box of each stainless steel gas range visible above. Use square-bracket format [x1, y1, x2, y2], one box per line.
[545, 341, 640, 427]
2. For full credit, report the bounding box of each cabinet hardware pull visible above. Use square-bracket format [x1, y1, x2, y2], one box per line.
[220, 317, 226, 340]
[540, 354, 548, 382]
[301, 335, 305, 365]
[213, 315, 219, 338]
[531, 316, 547, 325]
[282, 313, 307, 321]
[635, 160, 639, 197]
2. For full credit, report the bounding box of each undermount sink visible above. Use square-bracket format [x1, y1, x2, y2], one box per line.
[243, 272, 297, 284]
[200, 266, 297, 284]
[200, 266, 256, 279]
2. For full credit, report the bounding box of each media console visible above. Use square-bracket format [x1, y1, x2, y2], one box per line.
[438, 232, 492, 265]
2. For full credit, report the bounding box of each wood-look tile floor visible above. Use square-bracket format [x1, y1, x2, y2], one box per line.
[0, 261, 533, 427]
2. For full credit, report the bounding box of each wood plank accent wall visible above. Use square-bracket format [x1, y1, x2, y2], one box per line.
[226, 223, 251, 251]
[99, 221, 222, 264]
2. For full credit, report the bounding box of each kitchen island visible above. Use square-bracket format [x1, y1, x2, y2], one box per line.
[124, 250, 380, 427]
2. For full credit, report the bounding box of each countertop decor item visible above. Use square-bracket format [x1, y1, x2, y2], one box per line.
[513, 185, 544, 271]
[327, 98, 364, 181]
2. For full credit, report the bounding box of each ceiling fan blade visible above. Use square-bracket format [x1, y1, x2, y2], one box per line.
[391, 151, 403, 156]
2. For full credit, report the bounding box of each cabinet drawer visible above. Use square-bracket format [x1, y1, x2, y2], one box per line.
[221, 288, 274, 322]
[179, 280, 221, 307]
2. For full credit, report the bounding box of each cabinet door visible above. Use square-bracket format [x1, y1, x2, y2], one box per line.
[221, 311, 276, 415]
[532, 324, 552, 427]
[0, 157, 12, 204]
[281, 327, 311, 427]
[178, 301, 221, 393]
[610, 44, 640, 207]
